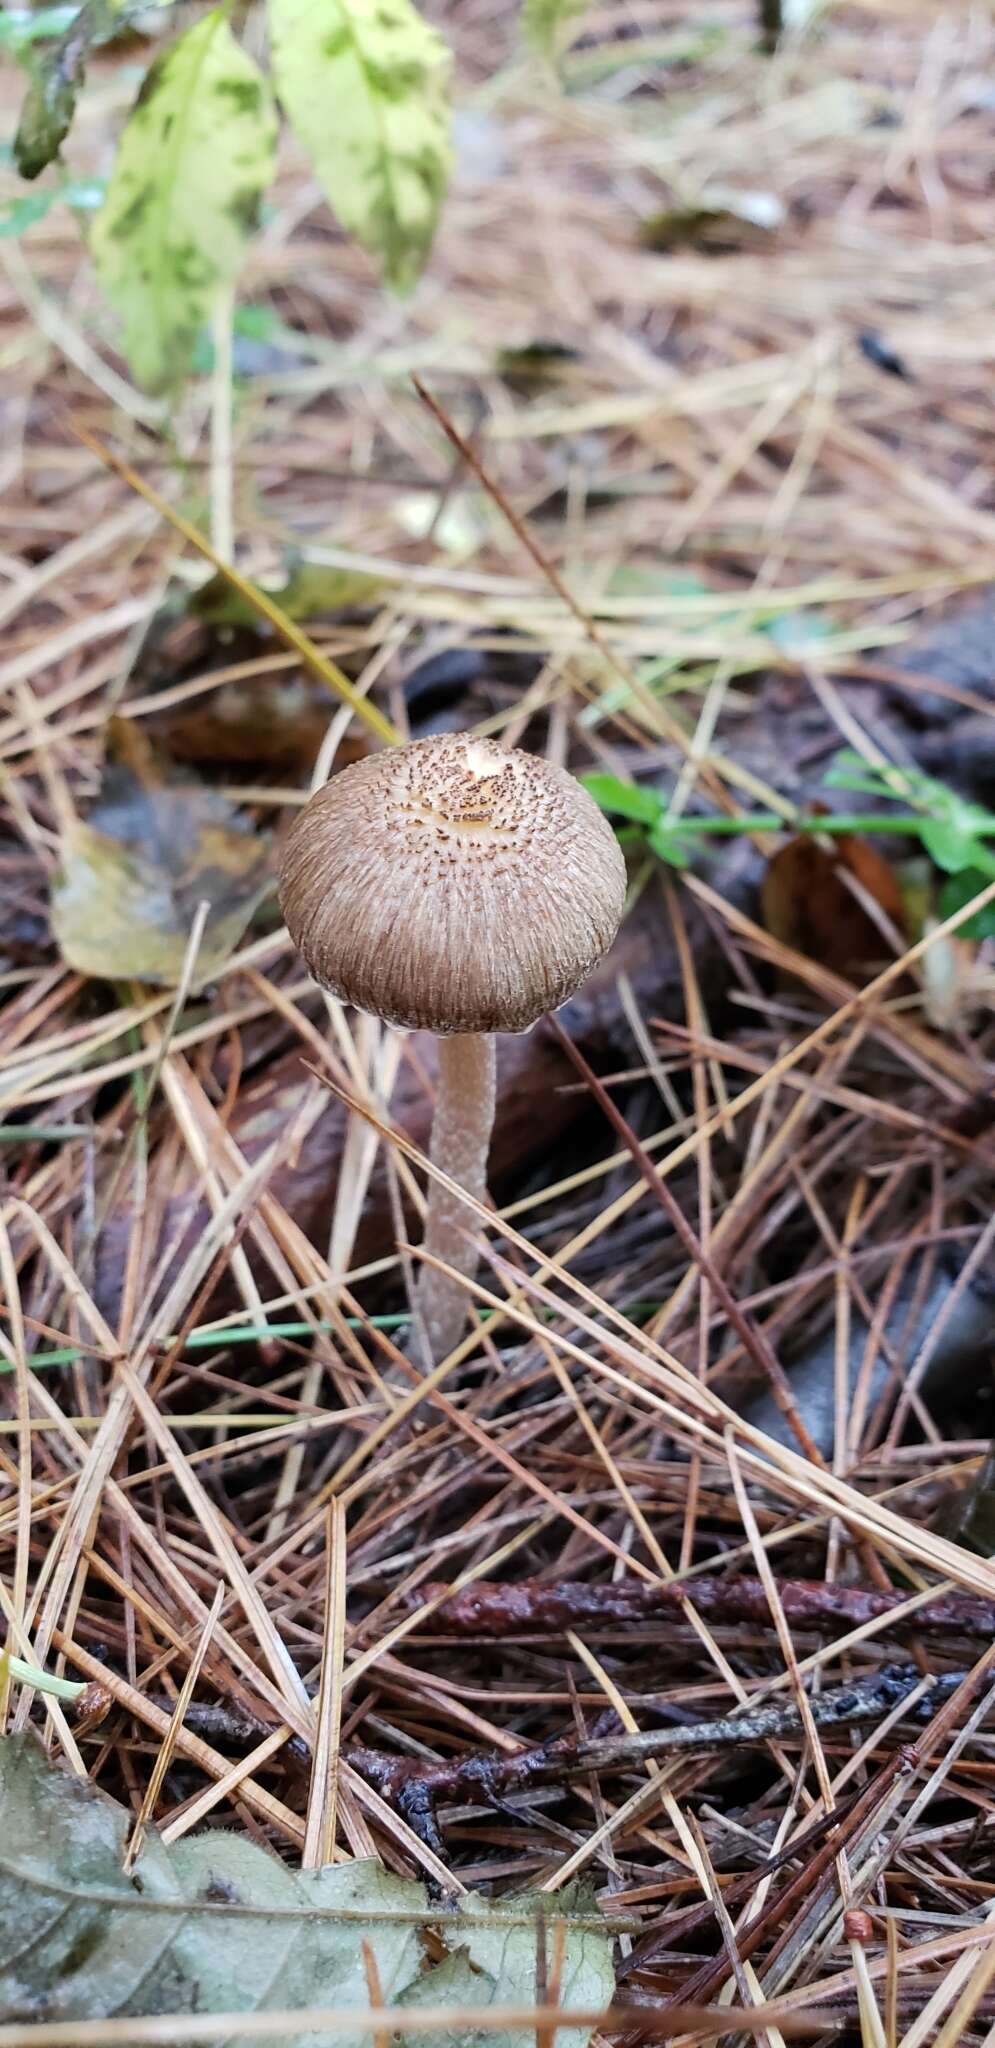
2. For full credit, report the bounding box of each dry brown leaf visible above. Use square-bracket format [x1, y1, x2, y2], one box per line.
[761, 823, 906, 981]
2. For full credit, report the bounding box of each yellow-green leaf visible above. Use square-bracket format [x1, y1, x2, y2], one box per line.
[90, 10, 277, 389]
[191, 559, 384, 626]
[269, 0, 452, 291]
[50, 768, 272, 987]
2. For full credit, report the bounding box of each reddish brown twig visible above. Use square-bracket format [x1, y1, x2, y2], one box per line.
[398, 1573, 995, 1644]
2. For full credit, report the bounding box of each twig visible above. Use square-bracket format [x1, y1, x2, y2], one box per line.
[411, 377, 714, 783]
[348, 1665, 972, 1825]
[397, 1573, 995, 1644]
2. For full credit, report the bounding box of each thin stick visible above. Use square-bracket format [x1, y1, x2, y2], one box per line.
[548, 1013, 825, 1462]
[350, 1663, 970, 1808]
[411, 378, 728, 791]
[0, 1998, 835, 2045]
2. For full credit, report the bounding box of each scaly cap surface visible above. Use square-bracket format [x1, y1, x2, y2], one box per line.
[279, 733, 626, 1033]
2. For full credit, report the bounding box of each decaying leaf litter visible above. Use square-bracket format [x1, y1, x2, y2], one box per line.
[1, 0, 995, 2042]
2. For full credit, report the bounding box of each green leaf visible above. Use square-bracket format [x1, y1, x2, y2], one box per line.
[192, 559, 384, 626]
[823, 751, 912, 802]
[648, 818, 693, 869]
[581, 772, 663, 827]
[580, 773, 698, 866]
[605, 566, 713, 600]
[0, 175, 105, 239]
[90, 11, 277, 389]
[766, 608, 833, 655]
[916, 786, 995, 875]
[919, 813, 985, 875]
[14, 34, 84, 176]
[64, 176, 105, 210]
[0, 1736, 613, 2041]
[823, 753, 995, 875]
[269, 0, 452, 291]
[523, 0, 591, 61]
[14, 0, 167, 178]
[939, 869, 995, 939]
[49, 765, 272, 987]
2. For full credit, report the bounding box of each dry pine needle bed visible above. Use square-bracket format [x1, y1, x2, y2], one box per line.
[0, 0, 994, 2043]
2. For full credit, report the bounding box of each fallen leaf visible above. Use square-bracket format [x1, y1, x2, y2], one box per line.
[0, 1736, 613, 2044]
[761, 822, 906, 980]
[497, 340, 582, 394]
[191, 559, 383, 627]
[153, 676, 365, 772]
[135, 596, 363, 771]
[640, 189, 783, 254]
[50, 764, 271, 986]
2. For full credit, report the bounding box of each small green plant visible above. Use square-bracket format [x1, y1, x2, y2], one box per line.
[825, 754, 995, 936]
[0, 1649, 84, 1702]
[0, 172, 101, 237]
[9, 0, 454, 390]
[6, 0, 604, 392]
[583, 750, 995, 940]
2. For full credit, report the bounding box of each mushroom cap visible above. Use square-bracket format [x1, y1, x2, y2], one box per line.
[279, 733, 627, 1033]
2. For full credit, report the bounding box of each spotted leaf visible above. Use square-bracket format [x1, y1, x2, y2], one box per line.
[90, 10, 277, 389]
[269, 0, 451, 291]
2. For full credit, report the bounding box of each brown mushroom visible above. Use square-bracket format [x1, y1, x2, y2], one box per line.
[279, 733, 626, 1357]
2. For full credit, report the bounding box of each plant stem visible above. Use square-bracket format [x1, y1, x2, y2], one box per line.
[209, 284, 234, 563]
[668, 811, 960, 839]
[415, 1033, 497, 1361]
[5, 1317, 417, 1374]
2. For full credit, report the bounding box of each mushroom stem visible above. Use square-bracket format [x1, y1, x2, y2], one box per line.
[415, 1032, 497, 1359]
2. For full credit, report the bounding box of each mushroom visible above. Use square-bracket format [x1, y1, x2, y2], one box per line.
[279, 733, 626, 1358]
